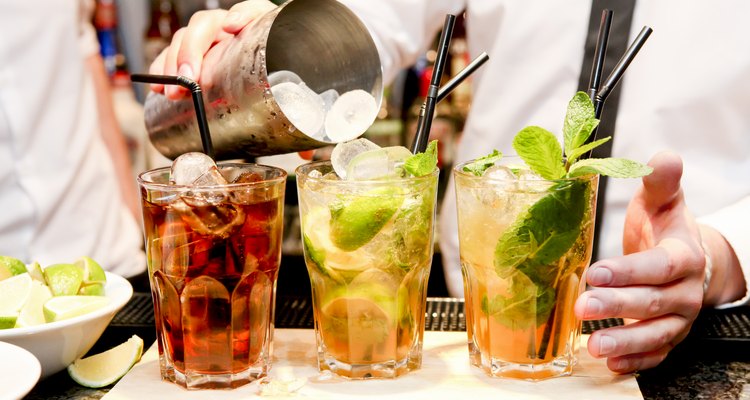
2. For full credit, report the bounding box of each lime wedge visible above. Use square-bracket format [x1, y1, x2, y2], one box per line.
[16, 280, 53, 327]
[43, 263, 84, 296]
[329, 187, 404, 251]
[0, 273, 33, 313]
[68, 335, 144, 388]
[0, 313, 17, 329]
[26, 261, 45, 283]
[78, 282, 105, 296]
[0, 256, 27, 281]
[43, 295, 109, 323]
[302, 208, 366, 281]
[74, 256, 107, 283]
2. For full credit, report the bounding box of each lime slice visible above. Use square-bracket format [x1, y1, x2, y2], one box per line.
[74, 256, 107, 283]
[26, 261, 45, 283]
[329, 187, 404, 251]
[0, 256, 27, 281]
[0, 273, 33, 313]
[68, 335, 144, 388]
[0, 313, 18, 329]
[345, 146, 413, 180]
[16, 280, 53, 327]
[43, 295, 109, 323]
[43, 263, 84, 296]
[302, 208, 366, 281]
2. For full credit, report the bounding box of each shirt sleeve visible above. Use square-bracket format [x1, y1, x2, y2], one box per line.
[698, 196, 750, 309]
[78, 0, 100, 58]
[338, 0, 467, 84]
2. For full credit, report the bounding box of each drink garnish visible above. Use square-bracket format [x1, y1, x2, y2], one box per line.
[402, 140, 438, 177]
[475, 91, 652, 329]
[462, 149, 503, 176]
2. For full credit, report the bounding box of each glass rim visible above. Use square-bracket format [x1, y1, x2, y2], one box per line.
[453, 156, 598, 184]
[137, 162, 287, 190]
[295, 159, 439, 186]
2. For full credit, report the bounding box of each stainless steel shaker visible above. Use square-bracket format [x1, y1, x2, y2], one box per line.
[143, 0, 383, 160]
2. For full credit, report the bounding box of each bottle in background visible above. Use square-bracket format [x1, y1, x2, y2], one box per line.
[144, 0, 180, 69]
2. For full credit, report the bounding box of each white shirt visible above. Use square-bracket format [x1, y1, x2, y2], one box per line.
[341, 0, 750, 301]
[0, 0, 145, 277]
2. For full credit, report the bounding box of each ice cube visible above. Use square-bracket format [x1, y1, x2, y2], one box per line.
[324, 89, 378, 142]
[267, 70, 302, 87]
[345, 146, 413, 180]
[271, 81, 326, 136]
[174, 197, 246, 239]
[170, 152, 221, 185]
[482, 165, 516, 181]
[329, 138, 380, 179]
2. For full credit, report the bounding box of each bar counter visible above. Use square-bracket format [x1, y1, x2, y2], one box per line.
[22, 290, 750, 400]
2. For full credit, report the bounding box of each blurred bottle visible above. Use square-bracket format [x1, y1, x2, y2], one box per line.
[94, 0, 119, 77]
[144, 0, 180, 69]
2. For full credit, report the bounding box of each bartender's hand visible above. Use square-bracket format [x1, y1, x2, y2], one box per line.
[149, 0, 276, 99]
[575, 151, 745, 373]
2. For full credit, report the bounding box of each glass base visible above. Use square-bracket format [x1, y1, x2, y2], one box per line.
[469, 345, 575, 381]
[158, 354, 267, 390]
[318, 352, 422, 379]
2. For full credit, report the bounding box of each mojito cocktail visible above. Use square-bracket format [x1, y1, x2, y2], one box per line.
[455, 158, 598, 380]
[296, 142, 438, 379]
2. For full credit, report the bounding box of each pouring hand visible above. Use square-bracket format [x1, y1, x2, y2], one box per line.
[148, 0, 276, 99]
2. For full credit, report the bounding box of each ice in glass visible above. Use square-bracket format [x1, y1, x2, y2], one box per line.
[296, 140, 439, 379]
[138, 153, 286, 389]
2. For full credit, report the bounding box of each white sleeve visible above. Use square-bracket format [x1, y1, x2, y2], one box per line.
[698, 196, 750, 308]
[338, 0, 467, 84]
[78, 0, 100, 58]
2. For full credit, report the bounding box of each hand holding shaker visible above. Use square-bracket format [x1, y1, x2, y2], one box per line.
[143, 0, 383, 160]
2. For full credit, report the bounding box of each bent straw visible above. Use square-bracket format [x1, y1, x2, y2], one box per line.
[410, 14, 457, 154]
[436, 52, 490, 103]
[130, 73, 215, 159]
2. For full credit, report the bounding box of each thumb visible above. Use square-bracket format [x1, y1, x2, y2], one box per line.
[642, 151, 684, 210]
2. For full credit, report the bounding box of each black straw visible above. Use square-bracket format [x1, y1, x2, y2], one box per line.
[594, 26, 653, 117]
[587, 10, 613, 103]
[130, 73, 215, 159]
[436, 52, 490, 103]
[410, 14, 456, 154]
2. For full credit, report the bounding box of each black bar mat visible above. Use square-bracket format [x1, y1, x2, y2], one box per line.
[112, 293, 750, 339]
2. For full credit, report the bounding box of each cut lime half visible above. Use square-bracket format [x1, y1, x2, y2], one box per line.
[68, 335, 144, 388]
[0, 273, 33, 314]
[43, 295, 109, 323]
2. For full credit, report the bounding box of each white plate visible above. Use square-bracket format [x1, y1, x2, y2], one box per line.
[0, 341, 41, 400]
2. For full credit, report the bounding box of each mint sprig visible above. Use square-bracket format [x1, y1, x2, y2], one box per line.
[403, 140, 438, 177]
[462, 149, 503, 176]
[477, 91, 653, 333]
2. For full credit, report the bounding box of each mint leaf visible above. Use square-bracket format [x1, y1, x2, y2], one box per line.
[494, 180, 587, 282]
[566, 136, 611, 165]
[462, 149, 503, 176]
[567, 158, 653, 178]
[403, 140, 438, 177]
[563, 91, 599, 157]
[512, 126, 566, 180]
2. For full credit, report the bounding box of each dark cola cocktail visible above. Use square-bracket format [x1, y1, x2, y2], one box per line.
[138, 153, 286, 389]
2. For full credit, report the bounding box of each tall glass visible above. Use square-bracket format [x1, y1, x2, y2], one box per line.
[138, 163, 286, 389]
[296, 161, 438, 379]
[454, 158, 598, 380]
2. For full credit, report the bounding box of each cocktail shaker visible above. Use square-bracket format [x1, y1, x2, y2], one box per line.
[143, 0, 383, 160]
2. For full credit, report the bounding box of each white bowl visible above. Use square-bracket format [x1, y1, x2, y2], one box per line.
[0, 272, 133, 378]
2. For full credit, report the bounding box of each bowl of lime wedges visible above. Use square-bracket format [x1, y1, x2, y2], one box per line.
[0, 256, 133, 379]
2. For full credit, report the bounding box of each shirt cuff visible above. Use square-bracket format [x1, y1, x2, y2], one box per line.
[698, 196, 750, 309]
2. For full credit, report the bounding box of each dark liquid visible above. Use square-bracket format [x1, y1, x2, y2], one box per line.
[141, 195, 283, 376]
